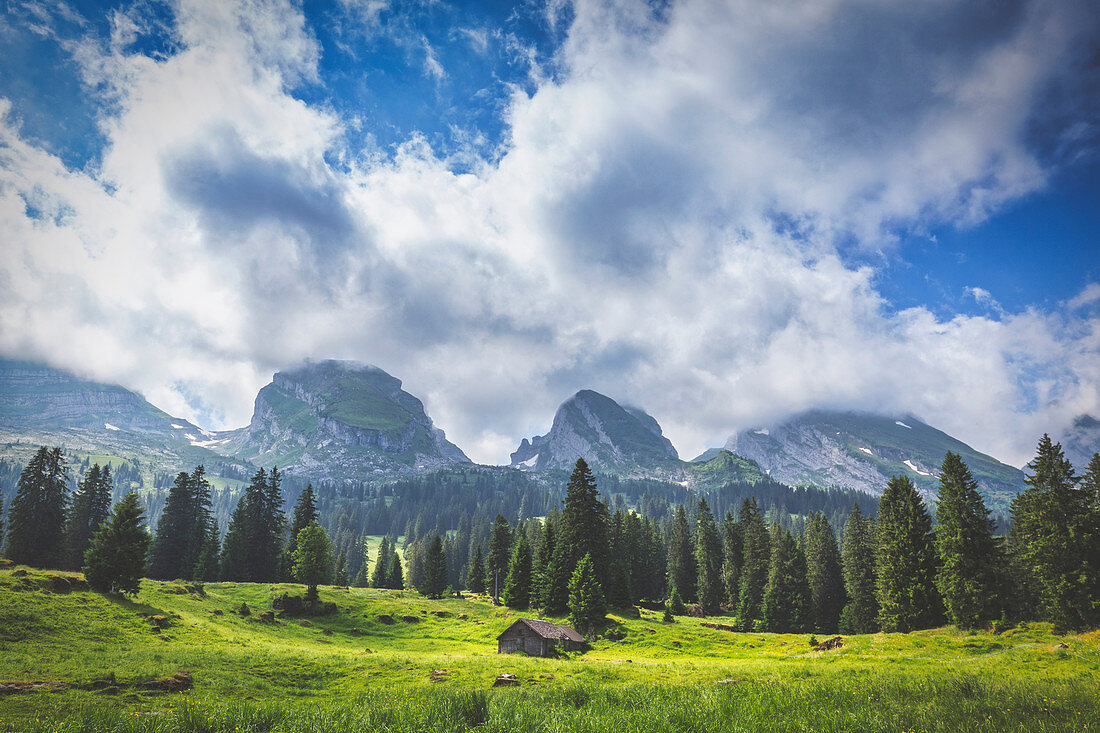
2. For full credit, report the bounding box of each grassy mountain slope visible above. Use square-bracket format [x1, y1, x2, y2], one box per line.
[1, 565, 1098, 731]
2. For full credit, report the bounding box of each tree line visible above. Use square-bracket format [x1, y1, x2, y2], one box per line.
[3, 435, 1098, 636]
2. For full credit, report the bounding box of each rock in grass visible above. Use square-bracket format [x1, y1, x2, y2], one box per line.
[402, 615, 420, 624]
[141, 672, 192, 693]
[377, 614, 394, 624]
[813, 636, 844, 651]
[492, 674, 519, 687]
[300, 619, 313, 627]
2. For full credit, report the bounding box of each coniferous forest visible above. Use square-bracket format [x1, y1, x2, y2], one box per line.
[3, 434, 1098, 633]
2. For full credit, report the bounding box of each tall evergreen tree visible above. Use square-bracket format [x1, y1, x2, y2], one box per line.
[386, 551, 404, 589]
[935, 452, 1000, 629]
[148, 467, 210, 580]
[722, 510, 742, 606]
[220, 468, 285, 582]
[531, 519, 555, 607]
[182, 466, 215, 581]
[557, 459, 611, 589]
[65, 464, 113, 571]
[293, 523, 334, 603]
[1080, 453, 1100, 613]
[695, 498, 724, 613]
[83, 492, 151, 597]
[371, 536, 392, 588]
[6, 446, 69, 568]
[876, 475, 940, 632]
[334, 552, 348, 587]
[1010, 435, 1093, 629]
[763, 525, 810, 633]
[281, 483, 318, 581]
[422, 535, 447, 599]
[667, 505, 697, 603]
[502, 533, 532, 609]
[466, 544, 487, 594]
[486, 514, 513, 601]
[736, 498, 770, 624]
[568, 552, 606, 632]
[804, 512, 844, 633]
[605, 559, 632, 608]
[839, 503, 878, 633]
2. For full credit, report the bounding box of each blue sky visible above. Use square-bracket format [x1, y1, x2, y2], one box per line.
[0, 0, 1097, 465]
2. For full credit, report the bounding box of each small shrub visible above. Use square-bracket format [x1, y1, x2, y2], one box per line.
[808, 635, 818, 647]
[238, 602, 251, 617]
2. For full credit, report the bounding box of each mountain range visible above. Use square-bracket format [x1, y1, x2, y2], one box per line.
[1, 357, 1097, 513]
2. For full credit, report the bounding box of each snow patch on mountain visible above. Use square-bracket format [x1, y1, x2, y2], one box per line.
[104, 423, 119, 431]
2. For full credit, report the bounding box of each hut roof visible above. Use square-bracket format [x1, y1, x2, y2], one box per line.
[498, 618, 585, 643]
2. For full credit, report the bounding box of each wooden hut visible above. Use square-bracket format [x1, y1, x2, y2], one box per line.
[496, 618, 586, 657]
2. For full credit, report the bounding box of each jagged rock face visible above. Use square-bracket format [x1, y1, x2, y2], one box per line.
[510, 390, 679, 475]
[1061, 414, 1100, 470]
[234, 360, 468, 479]
[726, 411, 1025, 510]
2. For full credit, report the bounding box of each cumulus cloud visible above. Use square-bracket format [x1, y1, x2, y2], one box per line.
[0, 0, 1098, 467]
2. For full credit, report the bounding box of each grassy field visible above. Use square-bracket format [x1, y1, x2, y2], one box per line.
[1, 565, 1098, 731]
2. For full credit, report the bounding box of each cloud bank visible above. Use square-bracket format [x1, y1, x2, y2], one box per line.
[1, 0, 1098, 467]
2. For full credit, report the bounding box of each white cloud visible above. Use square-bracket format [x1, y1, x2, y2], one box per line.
[0, 0, 1097, 470]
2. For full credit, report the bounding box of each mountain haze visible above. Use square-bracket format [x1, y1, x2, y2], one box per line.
[726, 410, 1026, 509]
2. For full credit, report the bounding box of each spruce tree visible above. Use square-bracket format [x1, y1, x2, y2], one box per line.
[466, 544, 486, 594]
[557, 459, 611, 588]
[667, 505, 697, 603]
[284, 484, 319, 579]
[722, 510, 742, 606]
[219, 468, 284, 582]
[804, 512, 844, 633]
[83, 492, 151, 596]
[1010, 435, 1093, 629]
[386, 551, 404, 589]
[935, 452, 1000, 629]
[334, 552, 348, 587]
[1080, 453, 1100, 614]
[148, 471, 195, 580]
[605, 559, 632, 608]
[293, 523, 334, 603]
[736, 498, 770, 625]
[502, 533, 532, 609]
[568, 553, 606, 632]
[487, 514, 512, 601]
[422, 535, 447, 599]
[531, 519, 555, 607]
[695, 498, 724, 613]
[839, 503, 877, 633]
[762, 525, 810, 633]
[65, 464, 113, 571]
[371, 536, 392, 588]
[876, 475, 940, 632]
[6, 446, 69, 568]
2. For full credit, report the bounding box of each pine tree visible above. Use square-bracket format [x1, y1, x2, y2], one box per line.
[935, 452, 1001, 629]
[695, 498, 724, 613]
[281, 484, 319, 581]
[1010, 435, 1093, 629]
[876, 475, 940, 632]
[1080, 453, 1100, 615]
[6, 446, 69, 568]
[65, 464, 113, 571]
[422, 535, 447, 599]
[667, 505, 697, 603]
[568, 553, 606, 632]
[804, 512, 844, 633]
[466, 544, 487, 594]
[487, 514, 512, 601]
[762, 525, 810, 633]
[83, 492, 151, 596]
[386, 551, 404, 589]
[722, 511, 742, 606]
[531, 519, 555, 607]
[293, 523, 334, 603]
[605, 560, 632, 608]
[220, 468, 285, 582]
[502, 533, 532, 609]
[736, 498, 770, 625]
[180, 466, 214, 580]
[148, 471, 196, 580]
[371, 536, 392, 588]
[557, 459, 611, 589]
[334, 552, 348, 587]
[839, 503, 877, 633]
[259, 466, 286, 581]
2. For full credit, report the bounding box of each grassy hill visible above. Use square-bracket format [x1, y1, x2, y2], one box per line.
[1, 565, 1098, 731]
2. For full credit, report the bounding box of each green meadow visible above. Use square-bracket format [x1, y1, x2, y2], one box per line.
[1, 566, 1098, 732]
